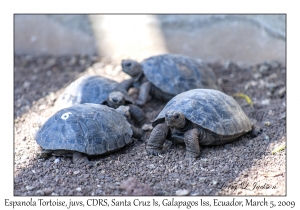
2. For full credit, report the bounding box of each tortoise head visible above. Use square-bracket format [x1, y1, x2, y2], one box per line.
[121, 59, 142, 78]
[107, 91, 126, 108]
[165, 110, 186, 129]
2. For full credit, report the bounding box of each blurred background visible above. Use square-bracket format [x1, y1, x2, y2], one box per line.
[14, 14, 285, 66]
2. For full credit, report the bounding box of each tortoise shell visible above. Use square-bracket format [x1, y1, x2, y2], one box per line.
[56, 75, 134, 109]
[153, 89, 252, 136]
[35, 104, 133, 155]
[142, 54, 221, 95]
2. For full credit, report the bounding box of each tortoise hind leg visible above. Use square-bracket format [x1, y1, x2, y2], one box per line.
[128, 104, 150, 127]
[72, 152, 91, 167]
[131, 125, 144, 140]
[249, 125, 262, 137]
[184, 128, 201, 158]
[35, 143, 52, 159]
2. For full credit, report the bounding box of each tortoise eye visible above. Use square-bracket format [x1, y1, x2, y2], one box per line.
[175, 114, 180, 119]
[125, 63, 132, 67]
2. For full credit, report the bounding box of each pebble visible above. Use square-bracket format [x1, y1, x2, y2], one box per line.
[46, 58, 56, 67]
[259, 64, 270, 73]
[277, 87, 286, 97]
[36, 190, 44, 195]
[76, 187, 82, 191]
[264, 136, 270, 142]
[261, 99, 270, 105]
[26, 185, 34, 190]
[175, 189, 190, 196]
[39, 105, 46, 110]
[264, 121, 271, 126]
[54, 158, 60, 163]
[21, 155, 28, 163]
[23, 81, 31, 88]
[253, 73, 262, 79]
[73, 170, 80, 175]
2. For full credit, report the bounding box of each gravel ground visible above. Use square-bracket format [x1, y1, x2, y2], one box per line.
[14, 54, 286, 196]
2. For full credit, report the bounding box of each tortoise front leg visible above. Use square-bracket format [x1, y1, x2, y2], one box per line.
[146, 122, 169, 156]
[119, 78, 134, 91]
[184, 128, 201, 158]
[136, 81, 151, 106]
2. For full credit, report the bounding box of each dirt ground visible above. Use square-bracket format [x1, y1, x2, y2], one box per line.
[14, 54, 286, 196]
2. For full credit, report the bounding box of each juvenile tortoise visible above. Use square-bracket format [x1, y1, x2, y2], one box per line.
[35, 103, 143, 165]
[146, 89, 259, 158]
[121, 53, 222, 106]
[55, 75, 148, 127]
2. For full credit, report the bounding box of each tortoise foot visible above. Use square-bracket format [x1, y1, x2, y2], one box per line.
[147, 149, 162, 156]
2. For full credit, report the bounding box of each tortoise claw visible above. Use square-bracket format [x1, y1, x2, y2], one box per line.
[147, 149, 162, 156]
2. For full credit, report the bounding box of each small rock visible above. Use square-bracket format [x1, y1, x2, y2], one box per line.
[76, 187, 82, 191]
[43, 189, 53, 195]
[26, 186, 34, 190]
[253, 73, 262, 79]
[73, 170, 80, 175]
[264, 136, 270, 142]
[49, 92, 56, 101]
[23, 81, 31, 88]
[46, 58, 56, 66]
[277, 87, 286, 97]
[51, 192, 59, 196]
[39, 105, 46, 110]
[120, 177, 153, 196]
[148, 164, 155, 169]
[36, 190, 44, 195]
[32, 170, 36, 174]
[279, 113, 286, 119]
[211, 180, 218, 185]
[259, 64, 270, 73]
[21, 155, 28, 163]
[69, 56, 77, 65]
[54, 158, 60, 163]
[264, 121, 271, 126]
[261, 99, 270, 105]
[175, 189, 190, 196]
[46, 71, 52, 76]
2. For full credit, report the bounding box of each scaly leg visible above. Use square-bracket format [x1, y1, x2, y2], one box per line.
[135, 81, 151, 106]
[119, 78, 134, 91]
[146, 123, 169, 156]
[72, 152, 91, 167]
[184, 128, 201, 158]
[131, 125, 144, 140]
[128, 104, 150, 127]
